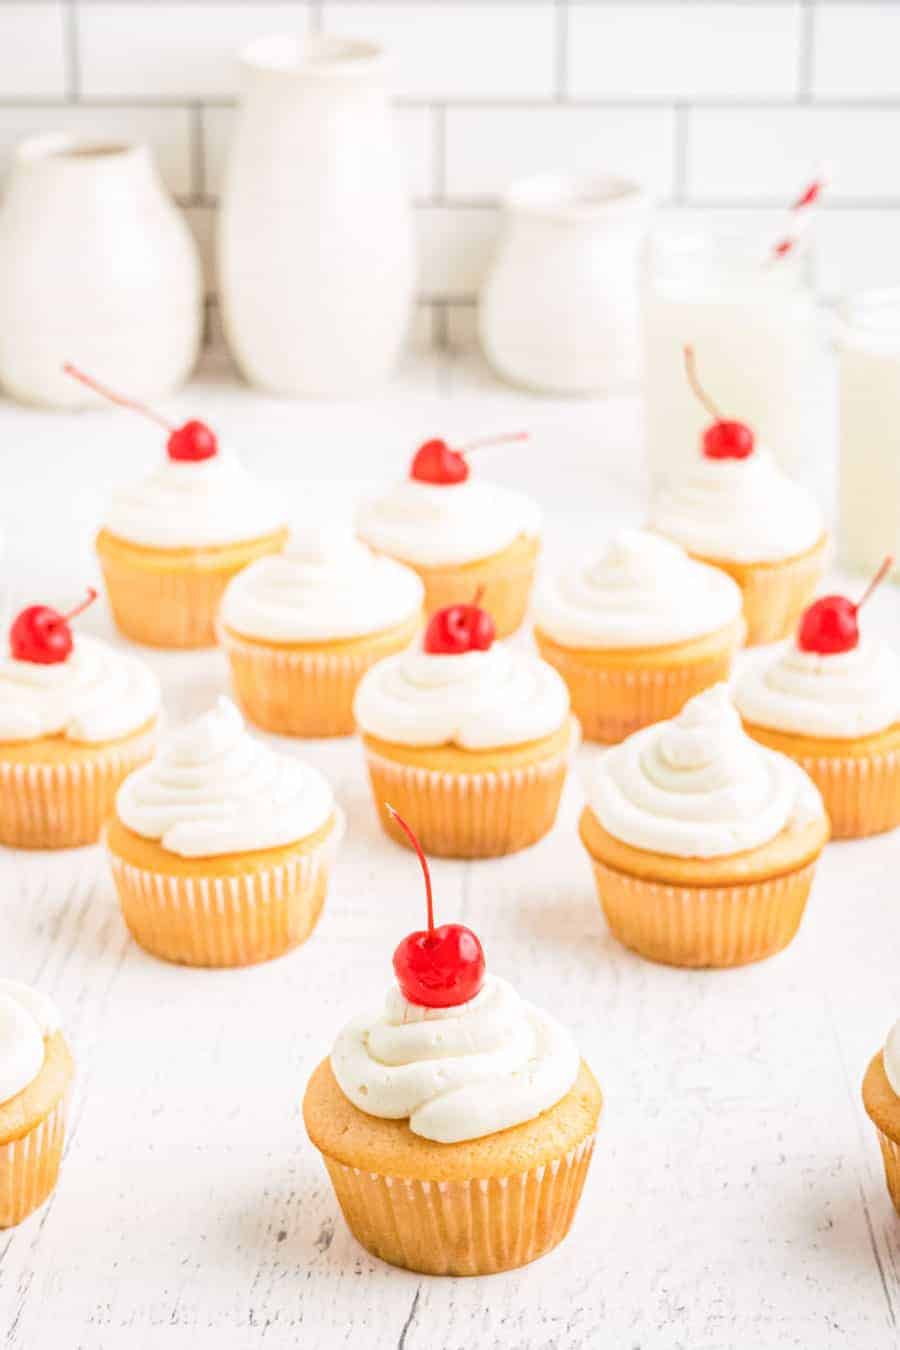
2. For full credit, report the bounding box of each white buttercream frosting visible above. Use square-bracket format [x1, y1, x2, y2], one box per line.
[586, 684, 824, 858]
[534, 530, 743, 648]
[884, 1020, 900, 1096]
[331, 974, 580, 1144]
[0, 981, 61, 1107]
[116, 697, 334, 858]
[650, 449, 824, 564]
[103, 448, 286, 550]
[353, 641, 570, 749]
[220, 527, 424, 643]
[735, 634, 900, 739]
[356, 477, 541, 567]
[0, 635, 160, 744]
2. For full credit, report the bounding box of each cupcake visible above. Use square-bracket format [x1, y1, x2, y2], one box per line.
[579, 685, 829, 967]
[533, 529, 744, 743]
[0, 589, 160, 848]
[735, 559, 900, 838]
[304, 810, 602, 1275]
[219, 527, 423, 738]
[65, 365, 289, 649]
[649, 348, 827, 645]
[0, 981, 73, 1227]
[863, 1019, 900, 1214]
[353, 595, 573, 858]
[356, 433, 540, 638]
[106, 697, 340, 967]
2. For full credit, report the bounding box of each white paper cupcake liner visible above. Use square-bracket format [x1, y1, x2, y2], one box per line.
[0, 1094, 68, 1228]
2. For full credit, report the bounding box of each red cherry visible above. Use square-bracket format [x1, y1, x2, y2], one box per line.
[62, 364, 217, 462]
[423, 588, 496, 655]
[797, 555, 894, 656]
[388, 806, 485, 1008]
[410, 430, 529, 485]
[10, 589, 98, 665]
[684, 346, 755, 460]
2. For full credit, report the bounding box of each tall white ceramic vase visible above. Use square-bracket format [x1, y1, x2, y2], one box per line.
[219, 34, 414, 398]
[0, 135, 202, 409]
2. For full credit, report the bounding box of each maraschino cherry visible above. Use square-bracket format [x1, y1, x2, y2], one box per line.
[423, 588, 495, 655]
[410, 431, 529, 485]
[683, 345, 755, 460]
[10, 588, 98, 665]
[797, 555, 894, 655]
[62, 364, 218, 462]
[388, 806, 485, 1008]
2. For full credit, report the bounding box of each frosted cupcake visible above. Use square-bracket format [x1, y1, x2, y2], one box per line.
[304, 810, 602, 1275]
[735, 559, 900, 838]
[65, 366, 289, 649]
[0, 981, 73, 1227]
[579, 685, 829, 967]
[219, 527, 423, 738]
[106, 697, 340, 967]
[0, 589, 159, 848]
[534, 530, 744, 742]
[863, 1018, 900, 1214]
[356, 433, 540, 638]
[650, 348, 827, 645]
[354, 596, 573, 857]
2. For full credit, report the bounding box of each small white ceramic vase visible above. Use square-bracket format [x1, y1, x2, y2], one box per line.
[0, 135, 202, 409]
[219, 34, 414, 398]
[479, 174, 649, 395]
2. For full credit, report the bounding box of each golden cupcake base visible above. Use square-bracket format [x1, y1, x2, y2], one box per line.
[690, 533, 828, 647]
[534, 618, 743, 743]
[0, 719, 157, 849]
[361, 721, 574, 859]
[105, 812, 341, 967]
[743, 721, 900, 839]
[221, 614, 421, 738]
[863, 1053, 900, 1215]
[96, 526, 289, 649]
[0, 1031, 73, 1228]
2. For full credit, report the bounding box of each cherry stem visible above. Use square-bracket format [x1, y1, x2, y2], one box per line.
[54, 588, 98, 629]
[458, 431, 530, 456]
[683, 345, 725, 422]
[386, 804, 435, 939]
[62, 364, 173, 432]
[855, 555, 895, 613]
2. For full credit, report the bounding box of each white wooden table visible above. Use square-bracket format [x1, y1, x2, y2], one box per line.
[1, 347, 898, 1349]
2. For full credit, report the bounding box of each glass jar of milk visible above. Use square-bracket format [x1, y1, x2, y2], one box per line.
[838, 289, 900, 581]
[643, 227, 823, 486]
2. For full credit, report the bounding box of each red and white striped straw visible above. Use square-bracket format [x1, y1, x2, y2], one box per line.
[771, 173, 827, 261]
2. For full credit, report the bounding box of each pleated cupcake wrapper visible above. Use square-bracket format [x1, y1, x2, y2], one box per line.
[413, 557, 537, 640]
[220, 626, 407, 738]
[587, 856, 818, 968]
[0, 723, 157, 849]
[534, 635, 739, 745]
[0, 1094, 68, 1228]
[364, 737, 575, 859]
[778, 745, 900, 840]
[713, 543, 827, 647]
[107, 809, 344, 967]
[320, 1132, 596, 1276]
[872, 1127, 900, 1215]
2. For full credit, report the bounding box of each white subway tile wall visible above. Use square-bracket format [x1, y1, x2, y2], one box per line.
[0, 0, 895, 348]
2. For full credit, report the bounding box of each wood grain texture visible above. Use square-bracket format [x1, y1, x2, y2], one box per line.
[0, 350, 898, 1348]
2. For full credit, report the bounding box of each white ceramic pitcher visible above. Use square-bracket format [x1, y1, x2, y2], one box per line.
[219, 34, 414, 398]
[0, 135, 201, 409]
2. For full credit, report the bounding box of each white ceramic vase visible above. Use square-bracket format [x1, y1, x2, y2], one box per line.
[479, 174, 649, 395]
[0, 135, 202, 409]
[219, 34, 414, 398]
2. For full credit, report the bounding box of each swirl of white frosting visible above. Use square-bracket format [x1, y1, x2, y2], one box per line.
[0, 981, 60, 1106]
[650, 449, 824, 564]
[104, 448, 286, 550]
[534, 530, 743, 648]
[0, 635, 160, 744]
[331, 974, 580, 1144]
[356, 478, 542, 567]
[116, 697, 333, 857]
[735, 634, 900, 739]
[353, 642, 570, 749]
[220, 527, 424, 642]
[587, 684, 824, 858]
